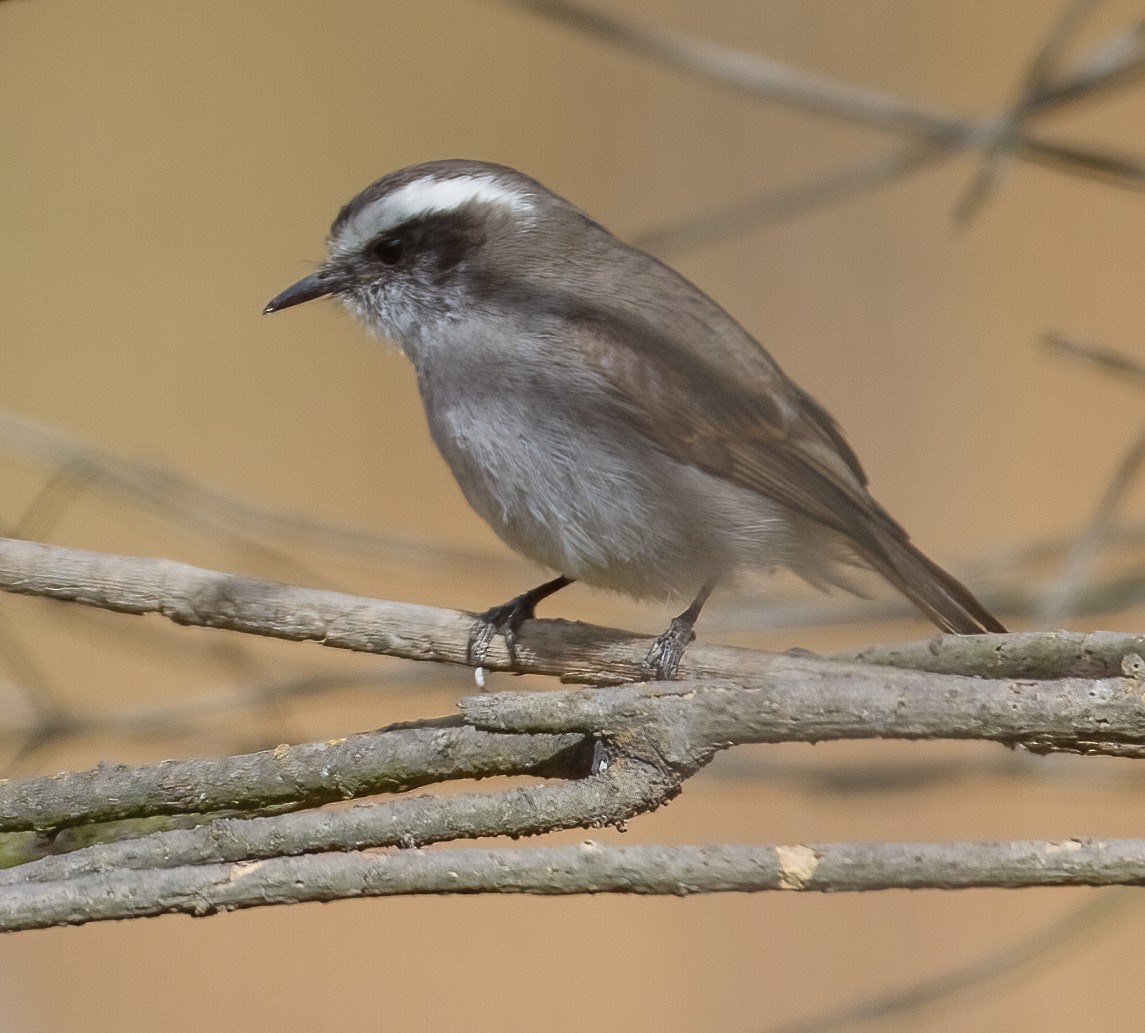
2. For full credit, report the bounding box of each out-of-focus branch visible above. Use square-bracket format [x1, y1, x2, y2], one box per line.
[508, 0, 1145, 251]
[0, 408, 501, 579]
[510, 0, 964, 136]
[1039, 416, 1145, 628]
[758, 890, 1134, 1033]
[511, 0, 1145, 166]
[1033, 334, 1145, 627]
[1044, 332, 1145, 385]
[634, 139, 950, 254]
[954, 0, 1102, 221]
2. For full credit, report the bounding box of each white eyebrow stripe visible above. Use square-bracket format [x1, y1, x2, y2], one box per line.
[342, 175, 535, 250]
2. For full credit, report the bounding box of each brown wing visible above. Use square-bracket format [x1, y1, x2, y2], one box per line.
[572, 300, 897, 548]
[570, 301, 1005, 634]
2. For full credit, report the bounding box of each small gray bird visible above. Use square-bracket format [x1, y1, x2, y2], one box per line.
[265, 159, 1004, 677]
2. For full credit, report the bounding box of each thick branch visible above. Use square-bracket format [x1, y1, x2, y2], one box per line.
[1, 650, 1142, 848]
[463, 663, 1145, 760]
[2, 540, 1145, 923]
[6, 538, 1145, 688]
[3, 837, 1141, 931]
[0, 537, 752, 683]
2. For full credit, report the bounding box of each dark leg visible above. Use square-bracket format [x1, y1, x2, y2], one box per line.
[468, 575, 574, 668]
[641, 581, 716, 681]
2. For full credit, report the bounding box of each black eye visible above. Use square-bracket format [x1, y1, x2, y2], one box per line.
[369, 235, 404, 265]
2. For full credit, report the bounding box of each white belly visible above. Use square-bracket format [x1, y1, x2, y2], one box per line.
[421, 381, 793, 599]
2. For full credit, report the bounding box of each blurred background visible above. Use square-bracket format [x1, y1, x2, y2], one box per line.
[2, 0, 1145, 1029]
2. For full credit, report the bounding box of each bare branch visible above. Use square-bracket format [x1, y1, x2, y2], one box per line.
[3, 837, 1143, 931]
[0, 755, 677, 886]
[2, 540, 1145, 926]
[7, 537, 1145, 690]
[0, 536, 745, 684]
[15, 636, 1144, 838]
[1044, 331, 1145, 386]
[839, 629, 1145, 679]
[462, 665, 1145, 759]
[0, 720, 588, 833]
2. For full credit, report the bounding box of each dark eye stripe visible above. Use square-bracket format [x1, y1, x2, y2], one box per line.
[369, 236, 404, 265]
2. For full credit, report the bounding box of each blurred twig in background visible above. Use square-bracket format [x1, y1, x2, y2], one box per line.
[1037, 334, 1145, 627]
[757, 889, 1134, 1033]
[506, 0, 1145, 252]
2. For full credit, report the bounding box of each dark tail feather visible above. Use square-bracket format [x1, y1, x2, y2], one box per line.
[867, 533, 1006, 635]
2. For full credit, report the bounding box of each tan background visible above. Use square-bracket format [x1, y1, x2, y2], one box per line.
[2, 0, 1145, 1029]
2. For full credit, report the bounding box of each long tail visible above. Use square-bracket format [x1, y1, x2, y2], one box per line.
[865, 531, 1006, 635]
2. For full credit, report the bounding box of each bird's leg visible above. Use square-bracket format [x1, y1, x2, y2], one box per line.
[641, 581, 716, 681]
[468, 575, 574, 671]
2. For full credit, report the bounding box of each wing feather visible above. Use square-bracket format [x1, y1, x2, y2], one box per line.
[547, 276, 1003, 635]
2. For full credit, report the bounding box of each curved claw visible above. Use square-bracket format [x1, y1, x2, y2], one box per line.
[467, 594, 535, 668]
[639, 581, 715, 681]
[466, 575, 575, 674]
[640, 618, 696, 680]
[467, 619, 500, 672]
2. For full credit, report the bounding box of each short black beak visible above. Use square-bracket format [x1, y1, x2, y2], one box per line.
[263, 270, 339, 314]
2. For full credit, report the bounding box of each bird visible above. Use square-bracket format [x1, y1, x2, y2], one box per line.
[265, 159, 1005, 678]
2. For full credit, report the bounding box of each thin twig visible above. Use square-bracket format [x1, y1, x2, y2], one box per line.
[1040, 415, 1145, 627]
[511, 0, 1145, 250]
[634, 140, 948, 255]
[0, 408, 504, 579]
[956, 0, 1101, 221]
[1043, 331, 1145, 386]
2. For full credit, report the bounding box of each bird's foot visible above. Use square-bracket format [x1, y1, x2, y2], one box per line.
[640, 613, 697, 681]
[639, 582, 715, 681]
[467, 593, 537, 672]
[467, 576, 575, 685]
